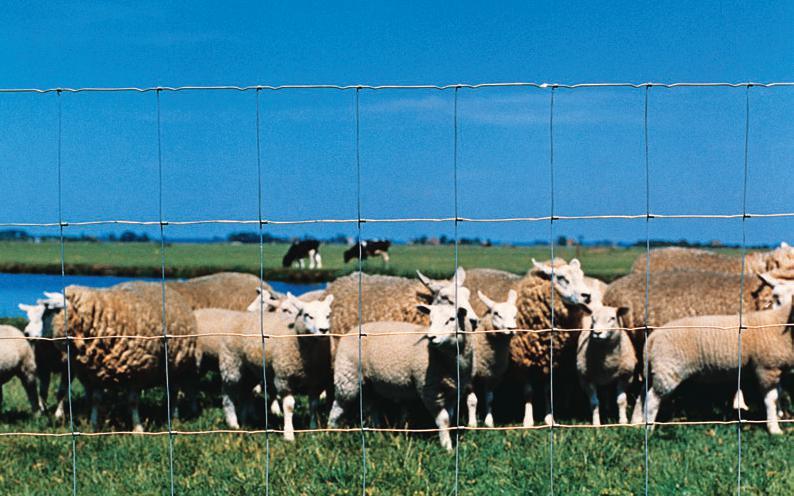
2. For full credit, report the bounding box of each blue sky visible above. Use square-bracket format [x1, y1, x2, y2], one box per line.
[0, 1, 792, 246]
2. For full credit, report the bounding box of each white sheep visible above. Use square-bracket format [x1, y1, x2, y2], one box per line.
[644, 296, 794, 434]
[197, 293, 335, 440]
[0, 324, 44, 415]
[328, 303, 474, 451]
[466, 289, 517, 428]
[575, 304, 635, 425]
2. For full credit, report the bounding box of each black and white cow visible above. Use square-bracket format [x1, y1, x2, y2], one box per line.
[282, 239, 322, 269]
[343, 239, 391, 264]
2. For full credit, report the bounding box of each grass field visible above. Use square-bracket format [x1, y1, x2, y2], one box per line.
[0, 373, 791, 495]
[1, 240, 668, 282]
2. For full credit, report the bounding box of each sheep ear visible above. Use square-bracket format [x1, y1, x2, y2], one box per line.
[287, 292, 304, 311]
[18, 303, 33, 312]
[507, 289, 518, 304]
[617, 306, 631, 319]
[617, 306, 633, 328]
[323, 294, 334, 305]
[416, 270, 441, 292]
[531, 258, 551, 276]
[477, 290, 495, 310]
[416, 304, 431, 315]
[454, 267, 466, 286]
[781, 241, 790, 249]
[759, 272, 782, 288]
[569, 259, 581, 270]
[43, 291, 64, 301]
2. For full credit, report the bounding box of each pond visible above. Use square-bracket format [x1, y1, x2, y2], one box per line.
[0, 273, 325, 317]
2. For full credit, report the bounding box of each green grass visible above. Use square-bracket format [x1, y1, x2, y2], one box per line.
[0, 240, 645, 282]
[0, 374, 792, 495]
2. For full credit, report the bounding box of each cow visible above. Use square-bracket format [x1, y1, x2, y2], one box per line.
[343, 240, 391, 264]
[282, 239, 322, 269]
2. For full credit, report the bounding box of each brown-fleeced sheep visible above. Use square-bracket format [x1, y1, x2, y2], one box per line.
[168, 272, 274, 311]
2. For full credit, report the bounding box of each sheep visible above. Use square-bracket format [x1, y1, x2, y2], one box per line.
[643, 297, 794, 435]
[325, 268, 478, 337]
[629, 243, 794, 276]
[167, 272, 275, 311]
[197, 293, 335, 440]
[458, 259, 593, 427]
[18, 299, 72, 419]
[466, 289, 517, 428]
[0, 325, 44, 415]
[575, 304, 635, 425]
[31, 283, 197, 432]
[328, 303, 474, 451]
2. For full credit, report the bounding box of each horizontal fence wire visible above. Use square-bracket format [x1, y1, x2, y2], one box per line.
[2, 418, 794, 438]
[0, 81, 793, 94]
[2, 212, 794, 227]
[1, 322, 787, 341]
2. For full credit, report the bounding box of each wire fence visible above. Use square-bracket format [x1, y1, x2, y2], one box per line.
[1, 81, 791, 495]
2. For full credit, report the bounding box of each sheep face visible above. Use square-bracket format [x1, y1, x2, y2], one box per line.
[287, 293, 334, 335]
[417, 267, 479, 329]
[532, 258, 590, 305]
[18, 303, 46, 338]
[417, 304, 469, 347]
[477, 289, 518, 334]
[584, 305, 630, 341]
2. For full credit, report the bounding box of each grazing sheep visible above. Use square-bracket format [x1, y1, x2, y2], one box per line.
[0, 325, 44, 415]
[198, 294, 335, 440]
[328, 304, 474, 451]
[461, 259, 593, 427]
[644, 298, 794, 434]
[33, 283, 197, 432]
[575, 304, 635, 425]
[325, 268, 478, 337]
[466, 290, 517, 428]
[168, 272, 274, 311]
[630, 243, 794, 276]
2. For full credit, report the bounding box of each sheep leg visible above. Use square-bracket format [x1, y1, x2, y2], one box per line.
[19, 362, 44, 415]
[38, 369, 51, 408]
[522, 382, 535, 428]
[221, 382, 241, 430]
[328, 399, 347, 428]
[616, 380, 629, 425]
[309, 393, 320, 430]
[483, 390, 495, 428]
[270, 398, 283, 417]
[543, 382, 554, 426]
[282, 394, 296, 441]
[764, 386, 783, 435]
[582, 382, 600, 426]
[129, 389, 143, 433]
[466, 392, 478, 428]
[435, 408, 453, 452]
[89, 389, 103, 430]
[643, 388, 662, 431]
[53, 370, 71, 420]
[732, 389, 750, 411]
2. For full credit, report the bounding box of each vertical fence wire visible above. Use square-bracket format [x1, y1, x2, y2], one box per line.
[255, 87, 272, 495]
[547, 85, 556, 496]
[452, 86, 461, 496]
[736, 83, 752, 496]
[55, 89, 79, 496]
[155, 89, 177, 496]
[355, 87, 367, 496]
[642, 84, 651, 496]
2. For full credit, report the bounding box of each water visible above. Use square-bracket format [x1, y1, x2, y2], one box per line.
[0, 273, 325, 318]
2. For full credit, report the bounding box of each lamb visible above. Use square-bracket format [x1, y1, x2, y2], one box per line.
[644, 297, 794, 434]
[328, 303, 474, 451]
[466, 289, 518, 428]
[324, 268, 478, 337]
[0, 325, 44, 415]
[458, 259, 593, 427]
[29, 283, 197, 432]
[197, 293, 335, 440]
[575, 304, 635, 425]
[19, 298, 72, 419]
[167, 272, 275, 311]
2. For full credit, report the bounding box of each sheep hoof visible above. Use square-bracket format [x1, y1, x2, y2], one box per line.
[522, 417, 534, 428]
[544, 414, 554, 426]
[132, 425, 144, 434]
[284, 431, 295, 442]
[484, 414, 494, 428]
[769, 426, 784, 436]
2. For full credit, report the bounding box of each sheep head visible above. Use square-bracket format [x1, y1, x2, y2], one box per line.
[477, 289, 518, 334]
[417, 303, 470, 348]
[531, 258, 591, 306]
[287, 292, 334, 335]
